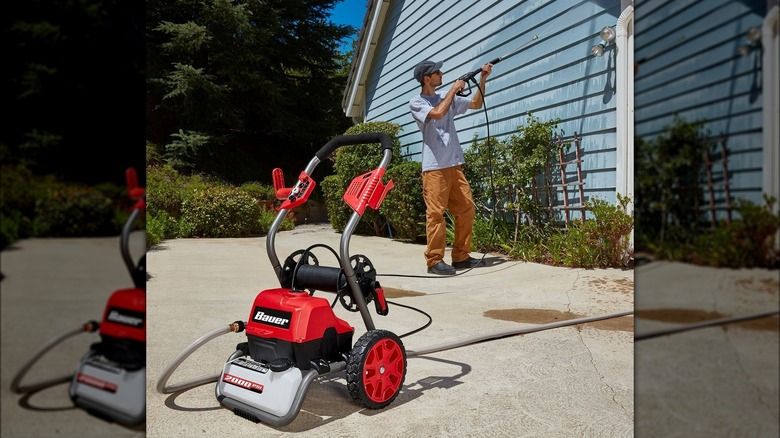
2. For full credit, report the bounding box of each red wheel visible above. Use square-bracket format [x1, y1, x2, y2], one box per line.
[346, 329, 406, 409]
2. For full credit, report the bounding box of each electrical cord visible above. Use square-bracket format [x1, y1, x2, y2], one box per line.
[389, 300, 433, 338]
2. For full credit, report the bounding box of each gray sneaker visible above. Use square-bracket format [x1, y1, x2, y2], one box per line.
[427, 261, 456, 275]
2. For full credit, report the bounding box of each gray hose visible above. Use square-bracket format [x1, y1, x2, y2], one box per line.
[10, 323, 96, 394]
[407, 310, 634, 357]
[156, 324, 242, 394]
[634, 309, 779, 341]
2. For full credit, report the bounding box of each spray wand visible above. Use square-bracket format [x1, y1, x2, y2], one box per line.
[456, 34, 539, 96]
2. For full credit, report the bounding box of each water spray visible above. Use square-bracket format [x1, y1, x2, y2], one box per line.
[456, 34, 539, 96]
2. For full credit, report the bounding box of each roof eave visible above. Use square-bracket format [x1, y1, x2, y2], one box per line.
[342, 0, 391, 118]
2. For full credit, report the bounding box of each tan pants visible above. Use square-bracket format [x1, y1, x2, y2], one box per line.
[422, 165, 476, 268]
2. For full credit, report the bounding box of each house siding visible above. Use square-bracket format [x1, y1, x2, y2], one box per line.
[634, 0, 769, 219]
[352, 0, 628, 217]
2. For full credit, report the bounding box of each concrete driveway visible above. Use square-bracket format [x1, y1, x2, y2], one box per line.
[633, 260, 779, 437]
[1, 233, 146, 438]
[144, 223, 634, 437]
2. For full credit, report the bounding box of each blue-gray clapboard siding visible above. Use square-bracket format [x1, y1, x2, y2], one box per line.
[634, 0, 767, 219]
[357, 0, 625, 215]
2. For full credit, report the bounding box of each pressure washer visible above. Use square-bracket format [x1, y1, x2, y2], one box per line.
[10, 168, 146, 427]
[158, 132, 406, 427]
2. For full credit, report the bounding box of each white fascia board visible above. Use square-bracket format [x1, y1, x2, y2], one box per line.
[342, 0, 391, 119]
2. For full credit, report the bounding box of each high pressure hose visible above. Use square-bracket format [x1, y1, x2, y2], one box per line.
[634, 309, 779, 341]
[10, 321, 99, 394]
[406, 310, 633, 357]
[156, 321, 245, 394]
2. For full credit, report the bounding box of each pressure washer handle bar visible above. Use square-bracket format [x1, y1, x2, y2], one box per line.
[267, 133, 394, 284]
[314, 132, 393, 163]
[125, 168, 146, 211]
[121, 167, 146, 283]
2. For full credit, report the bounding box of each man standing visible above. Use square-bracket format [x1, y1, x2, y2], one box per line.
[409, 59, 492, 275]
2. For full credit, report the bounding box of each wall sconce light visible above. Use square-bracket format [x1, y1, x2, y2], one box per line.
[591, 26, 616, 57]
[738, 26, 762, 56]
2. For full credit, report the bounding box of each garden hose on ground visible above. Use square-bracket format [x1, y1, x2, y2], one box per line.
[10, 321, 99, 394]
[156, 321, 246, 394]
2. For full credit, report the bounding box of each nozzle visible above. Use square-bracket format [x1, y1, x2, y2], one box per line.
[83, 320, 100, 332]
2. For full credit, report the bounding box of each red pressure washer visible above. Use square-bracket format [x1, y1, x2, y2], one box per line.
[214, 133, 407, 426]
[10, 168, 146, 427]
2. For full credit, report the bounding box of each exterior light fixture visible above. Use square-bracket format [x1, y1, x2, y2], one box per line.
[739, 26, 762, 57]
[600, 26, 616, 43]
[746, 26, 761, 42]
[591, 25, 616, 57]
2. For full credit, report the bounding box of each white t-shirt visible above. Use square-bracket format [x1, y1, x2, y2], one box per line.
[409, 92, 471, 172]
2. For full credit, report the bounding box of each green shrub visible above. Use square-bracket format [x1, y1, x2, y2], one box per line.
[239, 182, 276, 202]
[549, 224, 598, 267]
[505, 223, 554, 264]
[1, 211, 22, 249]
[690, 195, 779, 268]
[33, 183, 117, 237]
[323, 121, 404, 236]
[472, 213, 512, 253]
[180, 186, 263, 238]
[504, 194, 634, 269]
[321, 174, 349, 233]
[1, 165, 38, 244]
[147, 141, 165, 166]
[579, 194, 634, 267]
[258, 209, 296, 235]
[146, 164, 209, 218]
[145, 163, 292, 240]
[146, 215, 165, 247]
[464, 113, 564, 229]
[146, 210, 180, 247]
[382, 161, 425, 240]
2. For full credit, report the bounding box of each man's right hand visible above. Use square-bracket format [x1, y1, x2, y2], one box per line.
[452, 79, 466, 94]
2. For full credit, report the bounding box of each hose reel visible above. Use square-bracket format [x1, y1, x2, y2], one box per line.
[280, 249, 382, 313]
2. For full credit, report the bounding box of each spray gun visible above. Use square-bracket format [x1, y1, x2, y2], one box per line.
[456, 35, 539, 97]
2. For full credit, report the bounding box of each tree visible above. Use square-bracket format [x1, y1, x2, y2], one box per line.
[146, 0, 356, 184]
[1, 0, 145, 186]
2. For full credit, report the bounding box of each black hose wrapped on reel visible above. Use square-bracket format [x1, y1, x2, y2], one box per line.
[293, 265, 348, 294]
[280, 246, 381, 313]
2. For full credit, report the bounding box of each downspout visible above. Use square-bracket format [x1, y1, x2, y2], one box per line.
[615, 4, 634, 247]
[762, 5, 779, 248]
[762, 5, 779, 213]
